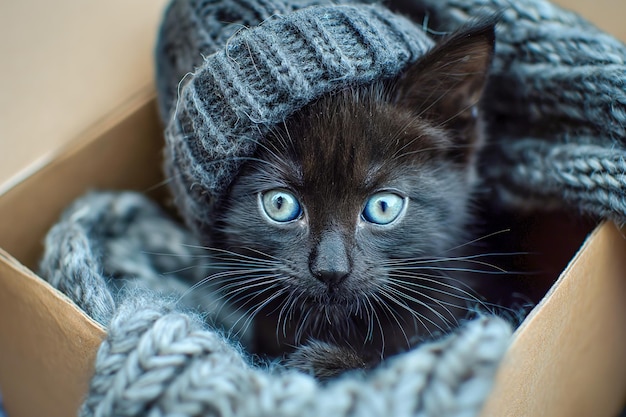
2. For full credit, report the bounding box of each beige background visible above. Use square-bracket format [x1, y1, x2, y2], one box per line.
[0, 0, 623, 192]
[0, 0, 168, 193]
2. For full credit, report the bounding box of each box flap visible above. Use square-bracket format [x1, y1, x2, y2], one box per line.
[0, 248, 105, 417]
[0, 91, 164, 417]
[481, 221, 626, 417]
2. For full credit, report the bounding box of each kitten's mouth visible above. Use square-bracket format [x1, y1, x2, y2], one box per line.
[305, 286, 366, 312]
[295, 274, 375, 309]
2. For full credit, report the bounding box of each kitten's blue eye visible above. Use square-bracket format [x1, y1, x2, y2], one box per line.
[261, 189, 302, 223]
[362, 192, 405, 225]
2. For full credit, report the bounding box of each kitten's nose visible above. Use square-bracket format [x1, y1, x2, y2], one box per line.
[315, 269, 349, 289]
[310, 231, 350, 288]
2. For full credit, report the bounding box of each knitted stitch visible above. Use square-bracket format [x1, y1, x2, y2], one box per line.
[155, 0, 337, 119]
[395, 0, 626, 222]
[85, 296, 509, 417]
[39, 191, 253, 344]
[39, 191, 512, 417]
[156, 0, 434, 234]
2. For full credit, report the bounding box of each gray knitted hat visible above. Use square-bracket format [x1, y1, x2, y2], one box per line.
[156, 0, 434, 233]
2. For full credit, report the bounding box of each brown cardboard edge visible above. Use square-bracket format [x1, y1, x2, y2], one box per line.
[511, 222, 602, 336]
[0, 86, 164, 417]
[481, 221, 626, 417]
[0, 85, 165, 269]
[0, 248, 106, 417]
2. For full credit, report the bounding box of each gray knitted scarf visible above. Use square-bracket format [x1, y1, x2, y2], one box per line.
[42, 191, 510, 416]
[39, 0, 626, 415]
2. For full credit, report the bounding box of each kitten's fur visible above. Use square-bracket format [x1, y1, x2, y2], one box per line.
[210, 21, 495, 378]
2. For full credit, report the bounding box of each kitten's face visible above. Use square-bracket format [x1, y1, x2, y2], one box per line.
[212, 23, 494, 351]
[219, 90, 474, 301]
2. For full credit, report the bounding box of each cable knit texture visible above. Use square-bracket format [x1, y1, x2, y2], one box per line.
[397, 0, 626, 221]
[37, 0, 626, 415]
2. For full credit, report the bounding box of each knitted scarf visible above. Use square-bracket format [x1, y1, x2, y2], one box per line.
[41, 191, 511, 416]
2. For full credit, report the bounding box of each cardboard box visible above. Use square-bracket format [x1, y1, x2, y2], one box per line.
[1, 91, 625, 417]
[1, 1, 625, 417]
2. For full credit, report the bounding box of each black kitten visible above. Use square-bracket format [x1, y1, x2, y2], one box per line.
[209, 21, 495, 377]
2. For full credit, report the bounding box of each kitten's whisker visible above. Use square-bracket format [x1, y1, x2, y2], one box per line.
[295, 308, 313, 345]
[389, 274, 519, 316]
[229, 296, 276, 340]
[385, 280, 462, 325]
[162, 261, 271, 276]
[226, 283, 283, 333]
[178, 268, 278, 301]
[382, 251, 521, 264]
[212, 276, 282, 309]
[383, 257, 509, 274]
[205, 261, 279, 270]
[202, 269, 278, 288]
[286, 293, 303, 338]
[386, 271, 485, 306]
[278, 292, 299, 339]
[441, 229, 512, 253]
[255, 150, 293, 181]
[235, 246, 290, 263]
[274, 293, 294, 341]
[160, 146, 284, 172]
[142, 176, 174, 193]
[378, 288, 436, 335]
[366, 296, 386, 353]
[138, 250, 212, 259]
[200, 276, 281, 333]
[363, 298, 374, 344]
[266, 121, 299, 157]
[219, 274, 283, 293]
[222, 275, 283, 296]
[385, 284, 454, 330]
[391, 145, 455, 161]
[354, 296, 364, 321]
[236, 287, 288, 340]
[188, 264, 277, 283]
[266, 124, 288, 154]
[394, 265, 509, 275]
[387, 266, 486, 294]
[371, 291, 411, 349]
[324, 307, 332, 326]
[387, 277, 481, 311]
[414, 81, 458, 121]
[376, 287, 439, 337]
[432, 92, 482, 129]
[179, 245, 282, 266]
[387, 122, 426, 160]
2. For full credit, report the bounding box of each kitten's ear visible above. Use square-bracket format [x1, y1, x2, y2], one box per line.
[391, 20, 495, 144]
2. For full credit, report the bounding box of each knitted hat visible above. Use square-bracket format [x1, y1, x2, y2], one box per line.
[156, 0, 434, 234]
